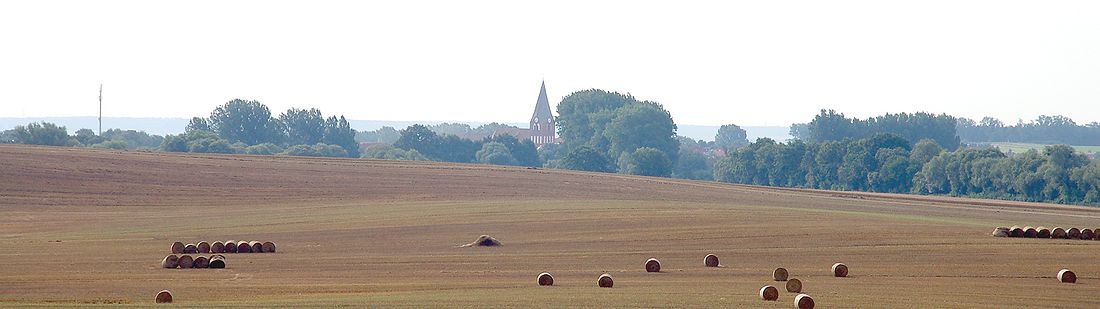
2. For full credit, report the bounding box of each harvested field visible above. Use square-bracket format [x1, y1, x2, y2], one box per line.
[2, 145, 1100, 307]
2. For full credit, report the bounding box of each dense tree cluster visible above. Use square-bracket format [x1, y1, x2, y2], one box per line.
[714, 135, 1100, 205]
[555, 89, 679, 177]
[1, 122, 163, 150]
[164, 99, 359, 157]
[792, 109, 961, 150]
[957, 115, 1100, 146]
[392, 124, 539, 167]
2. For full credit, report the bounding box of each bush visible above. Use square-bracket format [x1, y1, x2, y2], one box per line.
[244, 143, 283, 155]
[92, 140, 128, 150]
[281, 143, 348, 157]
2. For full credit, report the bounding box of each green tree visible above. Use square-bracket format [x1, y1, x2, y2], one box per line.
[560, 146, 615, 172]
[715, 124, 749, 150]
[395, 125, 440, 158]
[604, 102, 679, 163]
[186, 117, 212, 133]
[73, 128, 104, 146]
[322, 115, 359, 157]
[357, 126, 401, 143]
[208, 99, 285, 145]
[484, 134, 540, 167]
[622, 147, 673, 177]
[280, 108, 325, 146]
[556, 89, 635, 151]
[476, 142, 519, 166]
[11, 122, 69, 146]
[673, 149, 712, 180]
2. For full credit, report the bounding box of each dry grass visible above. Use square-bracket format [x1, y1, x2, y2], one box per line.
[2, 145, 1100, 307]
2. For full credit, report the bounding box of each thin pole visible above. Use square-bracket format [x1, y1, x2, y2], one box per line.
[98, 84, 103, 135]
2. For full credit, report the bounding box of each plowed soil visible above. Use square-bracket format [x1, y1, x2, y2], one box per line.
[1, 145, 1098, 308]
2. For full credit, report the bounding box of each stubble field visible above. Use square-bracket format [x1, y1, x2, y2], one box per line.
[1, 145, 1098, 308]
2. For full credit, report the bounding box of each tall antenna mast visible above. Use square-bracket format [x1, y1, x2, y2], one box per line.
[98, 84, 103, 135]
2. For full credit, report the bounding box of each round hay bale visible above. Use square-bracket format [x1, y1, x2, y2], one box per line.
[193, 256, 209, 268]
[992, 227, 1009, 237]
[197, 241, 210, 253]
[832, 263, 848, 277]
[1023, 226, 1038, 238]
[597, 273, 614, 288]
[795, 293, 815, 309]
[237, 242, 252, 253]
[161, 255, 179, 269]
[537, 272, 554, 286]
[1079, 228, 1094, 240]
[773, 268, 788, 281]
[786, 278, 803, 293]
[177, 255, 194, 269]
[183, 243, 198, 254]
[1068, 228, 1081, 239]
[1095, 228, 1100, 240]
[250, 241, 262, 253]
[1058, 269, 1076, 283]
[155, 290, 173, 303]
[645, 258, 661, 273]
[211, 241, 225, 254]
[704, 254, 719, 267]
[170, 242, 184, 254]
[1009, 226, 1024, 237]
[759, 285, 779, 301]
[224, 241, 238, 253]
[261, 241, 276, 253]
[1037, 227, 1051, 238]
[1052, 227, 1067, 239]
[209, 255, 226, 269]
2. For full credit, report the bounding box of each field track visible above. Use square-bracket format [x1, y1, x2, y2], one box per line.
[2, 144, 1099, 308]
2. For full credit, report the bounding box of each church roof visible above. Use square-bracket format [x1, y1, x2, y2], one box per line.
[531, 81, 553, 123]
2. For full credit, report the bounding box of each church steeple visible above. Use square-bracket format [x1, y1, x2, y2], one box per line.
[529, 81, 555, 142]
[531, 81, 553, 126]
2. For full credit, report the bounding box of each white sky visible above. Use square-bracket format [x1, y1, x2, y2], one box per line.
[1, 1, 1098, 126]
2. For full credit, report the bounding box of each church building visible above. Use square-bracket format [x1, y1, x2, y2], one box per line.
[493, 81, 557, 146]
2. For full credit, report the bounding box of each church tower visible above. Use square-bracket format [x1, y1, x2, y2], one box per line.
[529, 81, 555, 145]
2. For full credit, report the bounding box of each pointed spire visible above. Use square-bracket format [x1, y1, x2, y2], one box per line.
[531, 80, 553, 124]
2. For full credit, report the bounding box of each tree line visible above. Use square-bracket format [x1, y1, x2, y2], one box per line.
[957, 115, 1100, 146]
[722, 109, 1100, 205]
[162, 99, 359, 157]
[1, 122, 163, 150]
[714, 134, 1100, 205]
[790, 109, 961, 150]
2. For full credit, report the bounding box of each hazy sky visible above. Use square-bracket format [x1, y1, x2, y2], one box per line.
[2, 1, 1098, 126]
